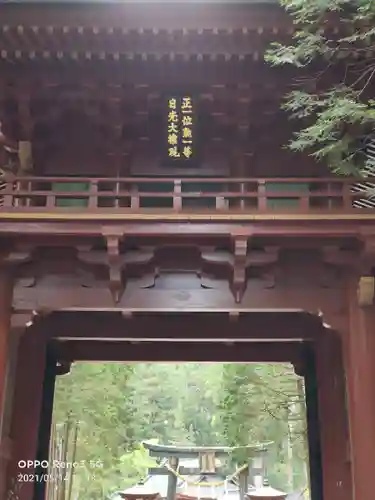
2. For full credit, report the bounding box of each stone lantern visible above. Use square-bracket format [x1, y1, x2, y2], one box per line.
[247, 479, 287, 500]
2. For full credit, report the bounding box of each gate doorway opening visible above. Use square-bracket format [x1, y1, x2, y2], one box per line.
[9, 311, 342, 500]
[49, 360, 312, 500]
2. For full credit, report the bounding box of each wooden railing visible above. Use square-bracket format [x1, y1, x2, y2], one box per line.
[0, 176, 373, 213]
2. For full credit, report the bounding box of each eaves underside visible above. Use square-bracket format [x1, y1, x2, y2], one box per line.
[0, 0, 287, 33]
[0, 0, 289, 51]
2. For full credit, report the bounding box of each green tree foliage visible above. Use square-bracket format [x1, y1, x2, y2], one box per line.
[219, 364, 308, 493]
[117, 442, 159, 488]
[53, 363, 136, 498]
[127, 363, 224, 446]
[53, 363, 308, 498]
[266, 0, 375, 175]
[54, 363, 224, 498]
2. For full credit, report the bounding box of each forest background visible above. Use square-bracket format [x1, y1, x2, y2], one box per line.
[54, 362, 309, 499]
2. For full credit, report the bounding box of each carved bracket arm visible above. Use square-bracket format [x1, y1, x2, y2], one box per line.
[105, 235, 126, 303]
[232, 235, 249, 304]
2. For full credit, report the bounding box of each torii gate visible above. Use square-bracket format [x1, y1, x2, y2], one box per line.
[142, 441, 271, 500]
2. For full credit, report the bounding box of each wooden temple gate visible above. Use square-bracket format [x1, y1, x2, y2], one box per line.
[1, 251, 372, 500]
[0, 2, 374, 500]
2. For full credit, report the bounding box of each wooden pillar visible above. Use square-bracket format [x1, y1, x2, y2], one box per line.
[6, 325, 48, 500]
[0, 268, 14, 499]
[33, 345, 58, 500]
[239, 465, 249, 500]
[166, 456, 179, 500]
[315, 330, 352, 500]
[0, 270, 14, 425]
[303, 344, 323, 500]
[343, 277, 375, 500]
[0, 326, 23, 500]
[1, 328, 23, 435]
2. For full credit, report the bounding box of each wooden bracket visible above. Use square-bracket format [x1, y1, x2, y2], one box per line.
[321, 246, 357, 267]
[202, 241, 278, 303]
[232, 235, 249, 303]
[1, 245, 33, 272]
[231, 241, 279, 301]
[106, 235, 125, 304]
[257, 246, 279, 289]
[16, 246, 100, 288]
[320, 246, 357, 288]
[79, 240, 155, 301]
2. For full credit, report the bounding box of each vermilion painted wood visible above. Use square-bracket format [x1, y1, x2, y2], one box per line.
[344, 283, 375, 500]
[52, 339, 305, 363]
[37, 310, 325, 340]
[0, 271, 13, 500]
[6, 331, 47, 500]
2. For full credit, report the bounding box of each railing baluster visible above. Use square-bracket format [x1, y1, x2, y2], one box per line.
[216, 196, 227, 210]
[114, 180, 120, 209]
[25, 181, 31, 207]
[258, 180, 267, 211]
[173, 179, 182, 211]
[299, 189, 310, 211]
[12, 181, 20, 208]
[89, 180, 98, 209]
[130, 184, 139, 210]
[239, 182, 246, 210]
[29, 178, 37, 207]
[0, 175, 367, 214]
[3, 180, 13, 208]
[46, 182, 55, 208]
[15, 180, 31, 207]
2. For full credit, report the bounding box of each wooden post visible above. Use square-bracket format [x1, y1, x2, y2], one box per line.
[239, 465, 249, 500]
[343, 277, 375, 500]
[315, 330, 352, 500]
[0, 267, 14, 499]
[303, 344, 323, 500]
[7, 326, 48, 500]
[166, 456, 179, 500]
[0, 326, 23, 500]
[33, 344, 58, 500]
[88, 180, 98, 209]
[0, 269, 14, 427]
